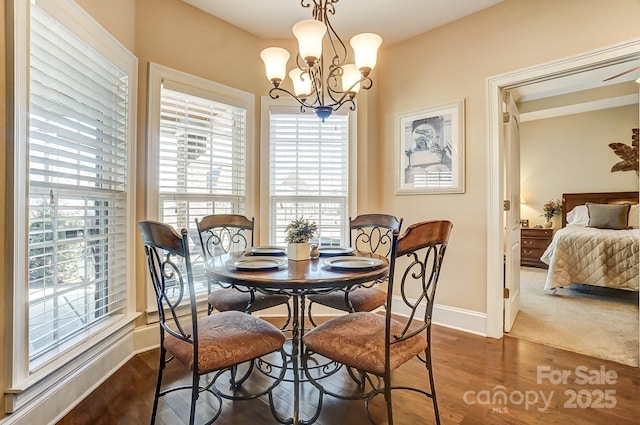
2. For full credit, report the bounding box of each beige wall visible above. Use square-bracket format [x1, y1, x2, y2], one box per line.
[521, 105, 639, 228]
[376, 0, 640, 312]
[76, 0, 135, 50]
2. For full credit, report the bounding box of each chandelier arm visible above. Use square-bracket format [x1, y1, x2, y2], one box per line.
[305, 0, 339, 20]
[324, 17, 348, 68]
[292, 52, 324, 108]
[325, 67, 345, 104]
[308, 0, 346, 68]
[300, 0, 314, 13]
[268, 86, 314, 110]
[358, 77, 374, 91]
[329, 97, 356, 113]
[325, 88, 355, 109]
[322, 76, 372, 111]
[325, 69, 373, 98]
[343, 98, 357, 112]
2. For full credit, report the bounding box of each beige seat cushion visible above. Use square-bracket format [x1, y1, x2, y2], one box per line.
[308, 287, 386, 312]
[303, 312, 427, 376]
[208, 288, 289, 312]
[164, 310, 285, 373]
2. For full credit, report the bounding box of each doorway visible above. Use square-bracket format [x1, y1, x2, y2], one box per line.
[486, 38, 640, 365]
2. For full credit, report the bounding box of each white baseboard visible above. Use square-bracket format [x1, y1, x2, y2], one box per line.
[432, 304, 488, 336]
[390, 295, 488, 336]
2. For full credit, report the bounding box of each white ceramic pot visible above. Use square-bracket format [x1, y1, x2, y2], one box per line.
[287, 242, 310, 261]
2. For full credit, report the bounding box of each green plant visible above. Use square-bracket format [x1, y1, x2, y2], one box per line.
[541, 199, 562, 221]
[284, 217, 318, 244]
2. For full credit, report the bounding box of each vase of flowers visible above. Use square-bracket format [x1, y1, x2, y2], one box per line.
[541, 199, 562, 228]
[284, 217, 318, 261]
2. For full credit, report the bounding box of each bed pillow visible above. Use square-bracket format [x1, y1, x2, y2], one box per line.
[566, 205, 589, 226]
[585, 202, 631, 230]
[629, 204, 639, 228]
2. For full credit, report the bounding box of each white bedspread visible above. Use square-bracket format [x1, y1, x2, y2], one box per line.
[540, 225, 640, 292]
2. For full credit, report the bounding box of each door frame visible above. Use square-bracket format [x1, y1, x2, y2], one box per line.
[486, 37, 640, 338]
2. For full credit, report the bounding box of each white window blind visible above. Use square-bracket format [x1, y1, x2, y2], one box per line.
[157, 85, 247, 289]
[159, 87, 247, 231]
[269, 112, 349, 246]
[28, 4, 130, 368]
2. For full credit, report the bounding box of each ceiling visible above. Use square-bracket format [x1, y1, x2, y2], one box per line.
[182, 0, 503, 45]
[513, 59, 640, 122]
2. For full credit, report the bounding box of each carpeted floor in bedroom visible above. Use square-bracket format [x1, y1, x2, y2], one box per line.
[508, 266, 639, 367]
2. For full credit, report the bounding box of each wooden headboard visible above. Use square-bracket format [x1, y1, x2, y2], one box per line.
[562, 191, 639, 227]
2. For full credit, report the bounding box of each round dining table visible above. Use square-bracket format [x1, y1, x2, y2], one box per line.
[205, 251, 389, 425]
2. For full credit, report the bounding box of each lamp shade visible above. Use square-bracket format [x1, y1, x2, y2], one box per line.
[289, 68, 312, 97]
[260, 47, 290, 85]
[350, 33, 382, 75]
[341, 64, 361, 94]
[292, 19, 327, 65]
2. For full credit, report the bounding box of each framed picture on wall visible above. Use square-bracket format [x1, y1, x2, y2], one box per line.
[395, 100, 465, 195]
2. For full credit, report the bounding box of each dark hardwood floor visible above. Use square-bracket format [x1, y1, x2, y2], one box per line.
[57, 323, 640, 425]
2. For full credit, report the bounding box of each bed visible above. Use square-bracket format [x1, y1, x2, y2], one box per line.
[540, 191, 640, 293]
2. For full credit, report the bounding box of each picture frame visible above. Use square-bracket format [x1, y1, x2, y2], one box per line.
[395, 100, 465, 195]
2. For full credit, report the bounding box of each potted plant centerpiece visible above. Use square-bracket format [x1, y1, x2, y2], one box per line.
[284, 217, 318, 261]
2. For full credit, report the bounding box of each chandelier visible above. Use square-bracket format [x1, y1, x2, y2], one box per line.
[260, 0, 382, 121]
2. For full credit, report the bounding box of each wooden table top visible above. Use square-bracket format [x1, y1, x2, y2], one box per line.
[205, 252, 389, 291]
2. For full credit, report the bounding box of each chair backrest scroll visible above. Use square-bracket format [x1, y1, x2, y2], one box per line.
[139, 220, 198, 347]
[386, 220, 453, 345]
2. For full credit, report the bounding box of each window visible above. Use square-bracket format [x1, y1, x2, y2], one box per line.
[147, 64, 254, 300]
[264, 104, 352, 246]
[11, 0, 137, 385]
[158, 86, 247, 230]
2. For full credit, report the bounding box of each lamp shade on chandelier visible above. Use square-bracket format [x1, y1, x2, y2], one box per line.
[260, 0, 382, 121]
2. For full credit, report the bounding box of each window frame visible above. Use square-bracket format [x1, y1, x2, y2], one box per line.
[8, 0, 138, 409]
[259, 97, 357, 246]
[146, 63, 255, 313]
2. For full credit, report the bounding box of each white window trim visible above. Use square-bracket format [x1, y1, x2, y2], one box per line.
[258, 97, 358, 245]
[7, 0, 138, 411]
[145, 63, 255, 314]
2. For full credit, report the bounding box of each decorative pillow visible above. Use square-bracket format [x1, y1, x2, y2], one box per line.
[566, 205, 589, 226]
[629, 204, 639, 228]
[586, 203, 631, 230]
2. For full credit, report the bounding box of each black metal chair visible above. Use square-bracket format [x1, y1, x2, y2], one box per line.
[303, 219, 453, 425]
[195, 214, 291, 328]
[307, 214, 403, 326]
[139, 220, 287, 425]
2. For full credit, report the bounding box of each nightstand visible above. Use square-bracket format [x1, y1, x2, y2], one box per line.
[520, 228, 553, 268]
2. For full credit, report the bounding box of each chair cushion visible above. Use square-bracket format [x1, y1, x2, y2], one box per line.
[308, 287, 386, 312]
[303, 312, 427, 376]
[164, 310, 285, 373]
[208, 288, 289, 313]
